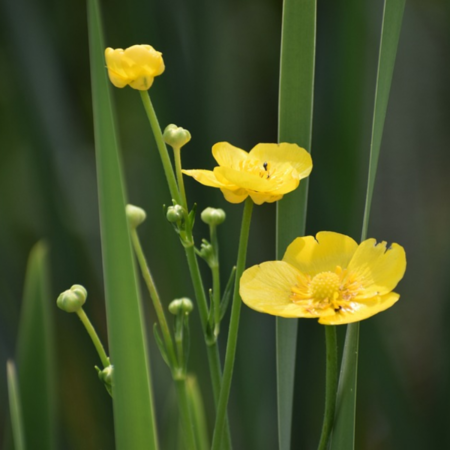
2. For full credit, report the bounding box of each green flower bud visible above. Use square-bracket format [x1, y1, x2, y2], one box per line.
[98, 365, 114, 387]
[126, 204, 146, 228]
[166, 204, 185, 223]
[163, 124, 191, 149]
[201, 207, 226, 226]
[168, 298, 194, 315]
[57, 284, 87, 313]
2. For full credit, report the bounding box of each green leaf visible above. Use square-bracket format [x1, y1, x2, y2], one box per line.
[153, 323, 170, 368]
[330, 1, 406, 449]
[16, 242, 56, 450]
[277, 1, 316, 449]
[87, 0, 159, 448]
[219, 266, 236, 321]
[6, 360, 26, 450]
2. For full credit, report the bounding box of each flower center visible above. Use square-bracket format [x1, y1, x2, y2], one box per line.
[239, 159, 272, 179]
[310, 272, 340, 300]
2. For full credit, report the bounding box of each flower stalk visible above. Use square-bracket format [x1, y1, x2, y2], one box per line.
[211, 197, 254, 450]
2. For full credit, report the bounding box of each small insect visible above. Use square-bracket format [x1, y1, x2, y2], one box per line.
[263, 161, 268, 171]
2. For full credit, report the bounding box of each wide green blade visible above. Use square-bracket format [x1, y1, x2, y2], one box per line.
[87, 1, 158, 448]
[277, 1, 316, 449]
[330, 1, 406, 448]
[15, 242, 56, 450]
[7, 360, 26, 450]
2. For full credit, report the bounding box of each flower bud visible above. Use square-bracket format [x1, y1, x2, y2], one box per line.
[57, 285, 87, 313]
[163, 124, 191, 149]
[201, 207, 226, 226]
[168, 298, 194, 315]
[126, 204, 146, 228]
[166, 205, 185, 223]
[98, 365, 114, 387]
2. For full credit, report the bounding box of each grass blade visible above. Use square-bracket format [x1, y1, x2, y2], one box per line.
[277, 1, 316, 449]
[330, 1, 406, 448]
[16, 242, 56, 450]
[7, 360, 26, 450]
[87, 1, 159, 448]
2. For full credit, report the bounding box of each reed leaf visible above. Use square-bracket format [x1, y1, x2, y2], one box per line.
[6, 360, 26, 450]
[330, 1, 406, 448]
[87, 0, 158, 448]
[277, 1, 316, 449]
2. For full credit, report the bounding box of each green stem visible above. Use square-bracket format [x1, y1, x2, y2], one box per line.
[185, 243, 233, 450]
[76, 308, 110, 369]
[210, 224, 221, 337]
[130, 228, 178, 371]
[211, 198, 254, 450]
[139, 91, 181, 205]
[317, 326, 338, 450]
[175, 379, 198, 450]
[173, 146, 188, 209]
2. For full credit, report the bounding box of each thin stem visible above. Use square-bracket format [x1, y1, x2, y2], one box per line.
[139, 91, 181, 205]
[173, 146, 188, 209]
[175, 379, 198, 450]
[130, 228, 178, 370]
[210, 224, 221, 337]
[317, 325, 338, 450]
[211, 198, 254, 450]
[76, 308, 110, 368]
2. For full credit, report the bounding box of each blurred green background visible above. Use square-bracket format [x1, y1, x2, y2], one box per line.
[0, 0, 449, 448]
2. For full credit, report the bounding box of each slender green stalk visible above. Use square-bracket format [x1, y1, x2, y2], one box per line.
[173, 147, 188, 209]
[210, 225, 221, 337]
[130, 228, 177, 370]
[186, 376, 210, 450]
[7, 360, 26, 450]
[277, 1, 316, 448]
[211, 198, 254, 450]
[317, 326, 338, 450]
[76, 308, 110, 369]
[175, 379, 198, 450]
[330, 2, 406, 448]
[140, 91, 181, 205]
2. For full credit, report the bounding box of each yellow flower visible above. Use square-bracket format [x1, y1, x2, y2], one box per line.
[240, 232, 406, 325]
[104, 45, 165, 91]
[182, 142, 312, 204]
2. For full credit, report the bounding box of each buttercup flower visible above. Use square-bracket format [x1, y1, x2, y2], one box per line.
[240, 232, 406, 325]
[105, 45, 165, 90]
[182, 142, 312, 204]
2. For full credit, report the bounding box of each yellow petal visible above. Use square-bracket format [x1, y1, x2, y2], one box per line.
[250, 143, 313, 180]
[123, 45, 165, 77]
[248, 192, 283, 204]
[129, 76, 155, 90]
[347, 240, 406, 298]
[283, 232, 358, 276]
[220, 188, 248, 203]
[105, 48, 129, 87]
[214, 166, 271, 192]
[182, 169, 228, 188]
[318, 292, 400, 325]
[212, 142, 249, 169]
[240, 261, 322, 318]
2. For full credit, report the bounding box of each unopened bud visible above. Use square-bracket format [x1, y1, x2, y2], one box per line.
[57, 284, 87, 313]
[126, 204, 146, 228]
[98, 365, 114, 387]
[166, 205, 185, 223]
[163, 124, 191, 149]
[168, 298, 194, 315]
[201, 207, 226, 226]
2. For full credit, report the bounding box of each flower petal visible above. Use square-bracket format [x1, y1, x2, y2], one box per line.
[318, 292, 400, 325]
[240, 261, 326, 318]
[283, 232, 358, 276]
[214, 166, 272, 192]
[248, 192, 283, 204]
[250, 143, 313, 179]
[129, 76, 154, 90]
[182, 169, 228, 188]
[220, 188, 248, 203]
[347, 240, 406, 298]
[123, 45, 165, 77]
[212, 142, 249, 169]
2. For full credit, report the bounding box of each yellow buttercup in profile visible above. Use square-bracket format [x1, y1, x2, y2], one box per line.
[240, 231, 406, 325]
[182, 142, 312, 204]
[105, 45, 165, 90]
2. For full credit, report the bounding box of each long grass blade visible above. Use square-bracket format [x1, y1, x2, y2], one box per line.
[330, 1, 406, 448]
[277, 1, 316, 449]
[16, 242, 56, 450]
[87, 1, 159, 448]
[7, 360, 26, 450]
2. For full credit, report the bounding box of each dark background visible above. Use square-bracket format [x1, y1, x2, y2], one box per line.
[0, 0, 449, 448]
